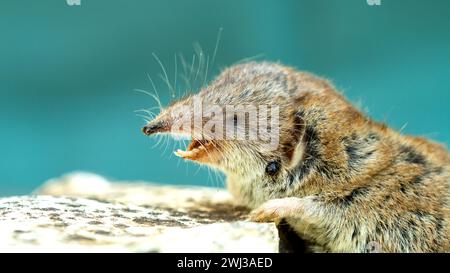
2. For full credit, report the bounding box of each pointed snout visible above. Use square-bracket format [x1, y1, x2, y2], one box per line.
[142, 120, 170, 135]
[141, 97, 192, 136]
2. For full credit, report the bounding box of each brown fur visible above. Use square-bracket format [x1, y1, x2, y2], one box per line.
[142, 62, 450, 253]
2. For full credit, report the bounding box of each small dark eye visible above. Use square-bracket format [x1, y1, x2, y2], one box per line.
[265, 161, 281, 176]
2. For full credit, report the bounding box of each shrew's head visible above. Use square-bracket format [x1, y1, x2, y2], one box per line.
[142, 62, 370, 206]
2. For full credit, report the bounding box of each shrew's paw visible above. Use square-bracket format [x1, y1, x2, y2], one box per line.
[249, 197, 305, 223]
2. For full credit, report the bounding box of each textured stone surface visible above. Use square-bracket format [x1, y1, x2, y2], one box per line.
[0, 172, 278, 252]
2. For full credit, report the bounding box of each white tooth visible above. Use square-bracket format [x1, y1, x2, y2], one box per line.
[174, 149, 188, 157]
[174, 150, 183, 157]
[175, 149, 194, 158]
[174, 148, 203, 158]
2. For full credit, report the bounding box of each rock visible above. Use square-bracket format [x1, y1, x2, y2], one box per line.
[0, 172, 279, 252]
[36, 172, 234, 209]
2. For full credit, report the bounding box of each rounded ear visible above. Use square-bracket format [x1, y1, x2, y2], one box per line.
[283, 110, 306, 169]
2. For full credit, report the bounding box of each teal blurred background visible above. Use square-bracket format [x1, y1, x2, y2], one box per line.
[0, 0, 449, 196]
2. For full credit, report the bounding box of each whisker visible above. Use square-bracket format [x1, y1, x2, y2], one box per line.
[233, 53, 265, 65]
[174, 53, 178, 99]
[178, 52, 192, 93]
[211, 27, 223, 70]
[135, 114, 150, 123]
[399, 122, 408, 134]
[189, 54, 196, 88]
[194, 163, 203, 175]
[180, 75, 191, 97]
[134, 108, 159, 116]
[202, 54, 210, 88]
[179, 53, 189, 78]
[150, 134, 164, 149]
[152, 52, 176, 99]
[193, 43, 203, 89]
[146, 73, 163, 111]
[134, 88, 163, 111]
[162, 134, 171, 157]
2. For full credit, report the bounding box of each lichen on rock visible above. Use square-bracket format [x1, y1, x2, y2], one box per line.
[0, 172, 278, 252]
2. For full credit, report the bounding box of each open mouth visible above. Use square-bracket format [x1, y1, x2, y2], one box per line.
[174, 139, 215, 161]
[142, 121, 220, 163]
